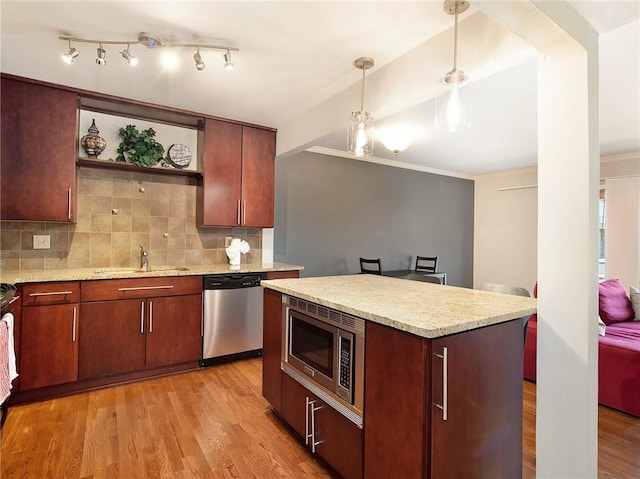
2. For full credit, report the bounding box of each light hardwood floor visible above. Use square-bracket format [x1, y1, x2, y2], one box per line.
[1, 359, 639, 478]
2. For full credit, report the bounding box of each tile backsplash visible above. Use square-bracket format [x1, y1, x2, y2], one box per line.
[0, 167, 262, 272]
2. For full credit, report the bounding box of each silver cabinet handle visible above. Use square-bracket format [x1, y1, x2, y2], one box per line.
[311, 402, 324, 453]
[140, 301, 145, 333]
[117, 285, 174, 292]
[149, 300, 153, 333]
[243, 200, 247, 225]
[434, 346, 448, 421]
[305, 397, 313, 446]
[29, 291, 73, 297]
[67, 188, 72, 220]
[237, 200, 241, 225]
[72, 306, 77, 342]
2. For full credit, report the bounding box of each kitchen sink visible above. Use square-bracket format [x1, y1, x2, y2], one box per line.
[94, 267, 190, 274]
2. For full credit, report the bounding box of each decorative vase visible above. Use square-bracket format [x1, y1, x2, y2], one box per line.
[81, 119, 107, 158]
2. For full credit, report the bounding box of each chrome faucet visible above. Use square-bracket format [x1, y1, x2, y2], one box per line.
[140, 244, 149, 271]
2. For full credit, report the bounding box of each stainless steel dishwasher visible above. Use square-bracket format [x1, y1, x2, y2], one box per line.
[201, 273, 266, 366]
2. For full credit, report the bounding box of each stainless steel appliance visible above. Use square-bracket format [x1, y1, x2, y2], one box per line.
[201, 273, 266, 366]
[282, 295, 365, 426]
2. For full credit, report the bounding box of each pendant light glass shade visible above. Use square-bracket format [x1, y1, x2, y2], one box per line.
[348, 57, 375, 157]
[435, 73, 470, 132]
[348, 110, 374, 157]
[435, 0, 470, 132]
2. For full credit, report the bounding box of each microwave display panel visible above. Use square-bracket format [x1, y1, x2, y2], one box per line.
[290, 314, 334, 379]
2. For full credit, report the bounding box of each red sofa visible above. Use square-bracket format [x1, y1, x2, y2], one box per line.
[524, 282, 640, 417]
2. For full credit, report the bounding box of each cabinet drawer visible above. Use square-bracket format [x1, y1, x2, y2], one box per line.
[81, 275, 202, 301]
[22, 281, 80, 306]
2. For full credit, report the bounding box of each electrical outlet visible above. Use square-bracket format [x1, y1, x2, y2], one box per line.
[225, 236, 233, 247]
[33, 234, 51, 249]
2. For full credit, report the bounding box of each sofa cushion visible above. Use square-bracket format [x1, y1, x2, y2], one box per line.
[630, 286, 640, 321]
[599, 279, 635, 325]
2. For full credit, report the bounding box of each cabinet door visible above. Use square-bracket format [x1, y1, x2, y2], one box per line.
[145, 294, 202, 369]
[241, 126, 275, 227]
[314, 401, 363, 479]
[262, 289, 283, 411]
[1, 78, 77, 222]
[79, 299, 146, 379]
[197, 118, 242, 226]
[430, 319, 523, 478]
[20, 303, 78, 390]
[364, 321, 428, 479]
[280, 371, 310, 440]
[281, 372, 363, 479]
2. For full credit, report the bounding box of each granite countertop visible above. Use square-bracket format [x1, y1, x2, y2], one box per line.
[262, 274, 537, 339]
[1, 262, 303, 284]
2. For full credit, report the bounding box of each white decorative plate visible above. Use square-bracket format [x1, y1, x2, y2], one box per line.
[167, 143, 192, 168]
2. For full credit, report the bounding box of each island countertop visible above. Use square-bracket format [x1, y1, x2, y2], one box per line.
[262, 274, 537, 338]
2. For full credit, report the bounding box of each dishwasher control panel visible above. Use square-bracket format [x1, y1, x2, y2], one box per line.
[203, 273, 266, 290]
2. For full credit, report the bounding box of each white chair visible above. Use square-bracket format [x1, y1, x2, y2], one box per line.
[478, 283, 532, 343]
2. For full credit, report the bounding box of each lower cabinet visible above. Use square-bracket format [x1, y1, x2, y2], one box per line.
[20, 282, 80, 390]
[281, 372, 363, 479]
[364, 320, 523, 478]
[79, 276, 202, 380]
[21, 303, 78, 390]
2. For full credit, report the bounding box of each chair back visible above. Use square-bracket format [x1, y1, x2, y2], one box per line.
[360, 257, 382, 275]
[415, 256, 438, 273]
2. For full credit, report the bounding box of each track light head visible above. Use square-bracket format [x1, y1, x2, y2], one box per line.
[96, 44, 106, 65]
[194, 48, 205, 71]
[120, 47, 138, 66]
[62, 47, 79, 64]
[223, 50, 234, 70]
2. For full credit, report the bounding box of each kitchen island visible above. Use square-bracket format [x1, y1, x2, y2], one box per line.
[261, 274, 537, 479]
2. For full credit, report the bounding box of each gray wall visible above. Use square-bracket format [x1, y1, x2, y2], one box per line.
[274, 151, 474, 287]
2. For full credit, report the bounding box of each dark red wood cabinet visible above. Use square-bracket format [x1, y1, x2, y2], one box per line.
[198, 119, 275, 227]
[20, 282, 80, 390]
[262, 290, 523, 479]
[1, 78, 77, 222]
[79, 276, 202, 380]
[281, 372, 363, 479]
[364, 320, 523, 479]
[261, 271, 300, 411]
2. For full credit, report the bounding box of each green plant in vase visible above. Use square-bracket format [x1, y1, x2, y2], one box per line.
[115, 124, 165, 167]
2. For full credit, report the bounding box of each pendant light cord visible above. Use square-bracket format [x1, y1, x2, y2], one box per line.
[452, 7, 458, 72]
[360, 66, 366, 112]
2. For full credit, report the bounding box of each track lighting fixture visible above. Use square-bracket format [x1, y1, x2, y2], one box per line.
[96, 43, 106, 65]
[62, 40, 79, 64]
[119, 45, 138, 66]
[224, 49, 234, 70]
[194, 47, 205, 71]
[59, 32, 238, 72]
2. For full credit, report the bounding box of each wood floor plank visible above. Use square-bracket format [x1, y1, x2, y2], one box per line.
[2, 360, 638, 478]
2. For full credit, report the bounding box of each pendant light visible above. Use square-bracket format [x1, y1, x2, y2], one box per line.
[348, 57, 375, 157]
[435, 0, 471, 132]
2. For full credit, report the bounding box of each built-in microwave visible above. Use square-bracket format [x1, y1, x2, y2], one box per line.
[281, 295, 365, 424]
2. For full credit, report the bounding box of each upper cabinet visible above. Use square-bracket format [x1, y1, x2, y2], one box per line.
[0, 75, 276, 227]
[1, 78, 77, 222]
[197, 119, 275, 228]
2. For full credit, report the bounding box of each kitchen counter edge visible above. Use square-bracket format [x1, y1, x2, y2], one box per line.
[1, 263, 303, 284]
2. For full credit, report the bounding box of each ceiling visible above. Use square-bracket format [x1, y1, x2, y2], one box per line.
[1, 1, 638, 176]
